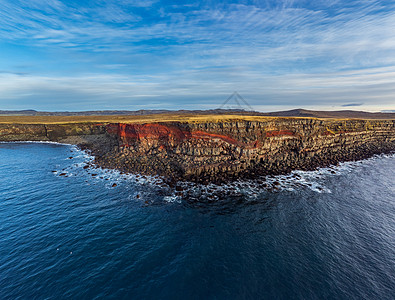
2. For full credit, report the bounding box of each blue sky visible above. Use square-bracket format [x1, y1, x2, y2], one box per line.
[0, 0, 394, 112]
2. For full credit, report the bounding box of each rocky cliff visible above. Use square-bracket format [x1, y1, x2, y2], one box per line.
[0, 123, 116, 152]
[1, 118, 394, 183]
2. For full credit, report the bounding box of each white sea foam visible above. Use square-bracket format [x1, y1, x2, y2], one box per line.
[172, 152, 395, 200]
[53, 145, 394, 201]
[0, 140, 72, 145]
[53, 146, 168, 203]
[163, 195, 182, 203]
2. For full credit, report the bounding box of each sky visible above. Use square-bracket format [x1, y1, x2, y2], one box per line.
[0, 0, 394, 112]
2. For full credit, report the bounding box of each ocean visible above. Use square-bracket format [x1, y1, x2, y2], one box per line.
[0, 142, 394, 299]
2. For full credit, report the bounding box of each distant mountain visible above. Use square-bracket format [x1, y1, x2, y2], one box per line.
[0, 109, 172, 116]
[262, 109, 395, 119]
[0, 110, 38, 116]
[0, 109, 247, 116]
[0, 108, 394, 119]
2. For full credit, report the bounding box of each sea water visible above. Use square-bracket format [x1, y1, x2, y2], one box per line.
[0, 142, 394, 299]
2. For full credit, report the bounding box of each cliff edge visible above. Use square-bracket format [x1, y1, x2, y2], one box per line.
[1, 115, 394, 184]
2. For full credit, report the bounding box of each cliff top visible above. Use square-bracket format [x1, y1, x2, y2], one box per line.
[0, 112, 394, 124]
[0, 114, 282, 124]
[1, 108, 395, 120]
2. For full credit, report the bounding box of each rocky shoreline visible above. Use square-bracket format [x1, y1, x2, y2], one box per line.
[92, 120, 395, 185]
[1, 118, 394, 185]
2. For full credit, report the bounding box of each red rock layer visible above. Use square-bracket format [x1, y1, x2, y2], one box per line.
[106, 123, 297, 149]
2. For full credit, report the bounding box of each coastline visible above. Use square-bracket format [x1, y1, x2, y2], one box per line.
[1, 115, 394, 185]
[92, 141, 395, 185]
[2, 140, 393, 201]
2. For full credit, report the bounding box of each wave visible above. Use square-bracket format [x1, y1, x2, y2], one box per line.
[0, 140, 72, 146]
[52, 145, 394, 203]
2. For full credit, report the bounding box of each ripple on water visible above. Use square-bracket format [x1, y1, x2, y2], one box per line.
[0, 143, 394, 299]
[53, 145, 394, 204]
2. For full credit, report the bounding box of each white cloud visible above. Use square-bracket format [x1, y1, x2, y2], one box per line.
[0, 65, 394, 111]
[0, 0, 394, 110]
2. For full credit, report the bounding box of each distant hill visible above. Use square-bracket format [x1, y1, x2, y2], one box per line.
[0, 108, 394, 119]
[0, 110, 39, 116]
[0, 109, 245, 116]
[261, 109, 395, 119]
[0, 109, 173, 116]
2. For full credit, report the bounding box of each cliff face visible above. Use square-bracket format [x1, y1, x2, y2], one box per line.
[0, 123, 117, 154]
[99, 119, 395, 183]
[0, 123, 104, 141]
[1, 118, 394, 183]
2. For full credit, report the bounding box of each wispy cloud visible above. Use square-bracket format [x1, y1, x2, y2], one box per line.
[342, 103, 363, 107]
[0, 65, 394, 111]
[0, 0, 394, 110]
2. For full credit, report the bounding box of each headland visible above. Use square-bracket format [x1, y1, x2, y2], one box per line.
[1, 111, 394, 184]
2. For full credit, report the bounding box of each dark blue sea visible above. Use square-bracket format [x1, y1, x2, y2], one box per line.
[0, 142, 394, 299]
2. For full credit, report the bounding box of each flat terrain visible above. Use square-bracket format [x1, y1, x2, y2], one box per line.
[2, 108, 395, 120]
[1, 109, 395, 124]
[0, 114, 298, 124]
[1, 109, 394, 123]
